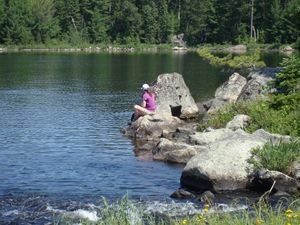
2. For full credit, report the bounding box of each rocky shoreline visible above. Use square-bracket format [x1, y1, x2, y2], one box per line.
[0, 46, 181, 54]
[123, 71, 299, 203]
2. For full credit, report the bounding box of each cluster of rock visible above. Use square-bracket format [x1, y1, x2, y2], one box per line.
[203, 68, 281, 113]
[123, 71, 299, 201]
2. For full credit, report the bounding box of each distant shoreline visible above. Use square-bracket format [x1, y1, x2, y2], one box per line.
[0, 44, 297, 54]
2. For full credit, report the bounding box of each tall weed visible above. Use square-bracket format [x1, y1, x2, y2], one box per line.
[249, 141, 300, 174]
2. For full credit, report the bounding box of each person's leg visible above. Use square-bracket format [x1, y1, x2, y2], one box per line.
[134, 105, 149, 120]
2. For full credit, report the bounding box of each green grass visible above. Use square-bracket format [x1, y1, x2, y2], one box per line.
[57, 198, 300, 225]
[249, 141, 300, 174]
[198, 100, 300, 137]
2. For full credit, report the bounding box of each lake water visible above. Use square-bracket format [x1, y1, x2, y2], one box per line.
[0, 51, 287, 224]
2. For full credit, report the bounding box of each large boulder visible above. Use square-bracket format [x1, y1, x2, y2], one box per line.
[124, 113, 182, 141]
[181, 129, 290, 192]
[238, 68, 281, 101]
[152, 73, 199, 119]
[208, 73, 247, 112]
[202, 68, 281, 113]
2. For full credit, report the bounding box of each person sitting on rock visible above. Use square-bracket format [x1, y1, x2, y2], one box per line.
[132, 83, 156, 121]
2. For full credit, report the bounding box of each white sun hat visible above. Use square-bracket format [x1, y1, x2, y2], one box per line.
[141, 83, 150, 90]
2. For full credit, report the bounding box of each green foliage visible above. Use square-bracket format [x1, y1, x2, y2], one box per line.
[275, 56, 300, 94]
[270, 56, 300, 110]
[197, 48, 266, 69]
[198, 101, 300, 137]
[249, 141, 300, 174]
[198, 55, 300, 137]
[0, 0, 299, 46]
[140, 3, 159, 44]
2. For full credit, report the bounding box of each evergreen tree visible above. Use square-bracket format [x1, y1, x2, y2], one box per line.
[181, 0, 217, 45]
[0, 0, 33, 44]
[155, 0, 171, 43]
[110, 0, 142, 44]
[29, 0, 60, 43]
[140, 2, 159, 43]
[54, 0, 82, 41]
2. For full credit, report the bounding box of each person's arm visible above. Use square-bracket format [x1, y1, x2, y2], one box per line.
[142, 100, 146, 108]
[142, 93, 147, 108]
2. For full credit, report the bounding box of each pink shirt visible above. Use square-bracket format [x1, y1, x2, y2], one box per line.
[143, 92, 156, 112]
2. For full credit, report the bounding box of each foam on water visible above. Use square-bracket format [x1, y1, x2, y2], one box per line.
[144, 200, 249, 217]
[2, 209, 19, 217]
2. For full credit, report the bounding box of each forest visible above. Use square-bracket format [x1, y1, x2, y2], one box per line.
[0, 0, 299, 46]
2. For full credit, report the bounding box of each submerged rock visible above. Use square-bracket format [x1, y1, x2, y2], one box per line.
[170, 188, 196, 199]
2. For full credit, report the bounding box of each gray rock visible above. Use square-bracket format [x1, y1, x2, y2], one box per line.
[181, 129, 291, 192]
[224, 45, 247, 53]
[282, 46, 294, 52]
[171, 33, 186, 47]
[249, 169, 298, 194]
[197, 190, 215, 206]
[189, 128, 235, 145]
[170, 188, 195, 199]
[172, 123, 198, 143]
[152, 73, 199, 119]
[290, 161, 300, 180]
[252, 129, 291, 143]
[226, 114, 251, 131]
[124, 113, 182, 141]
[238, 68, 281, 101]
[153, 138, 205, 164]
[208, 73, 247, 113]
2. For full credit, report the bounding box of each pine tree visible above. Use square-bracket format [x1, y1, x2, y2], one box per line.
[29, 0, 60, 43]
[140, 2, 159, 43]
[110, 0, 142, 44]
[0, 0, 33, 44]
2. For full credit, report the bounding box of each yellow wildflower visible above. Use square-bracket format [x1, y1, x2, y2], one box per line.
[203, 204, 209, 213]
[286, 223, 292, 225]
[196, 215, 205, 222]
[255, 218, 264, 224]
[286, 209, 293, 214]
[182, 219, 187, 225]
[286, 213, 292, 218]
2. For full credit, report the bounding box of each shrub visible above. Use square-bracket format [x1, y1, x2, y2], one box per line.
[197, 47, 266, 69]
[249, 141, 300, 174]
[198, 101, 299, 137]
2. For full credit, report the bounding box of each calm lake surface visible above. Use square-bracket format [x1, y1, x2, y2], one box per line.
[0, 51, 286, 223]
